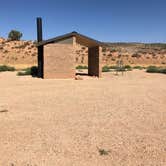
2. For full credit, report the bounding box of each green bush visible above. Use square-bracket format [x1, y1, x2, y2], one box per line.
[17, 66, 38, 76]
[161, 68, 166, 74]
[8, 30, 23, 41]
[146, 66, 159, 73]
[124, 65, 132, 71]
[109, 66, 117, 69]
[116, 67, 126, 71]
[102, 66, 110, 72]
[102, 65, 132, 72]
[146, 66, 166, 74]
[133, 66, 144, 70]
[110, 48, 117, 53]
[115, 65, 131, 71]
[0, 65, 15, 72]
[76, 65, 88, 69]
[17, 71, 30, 76]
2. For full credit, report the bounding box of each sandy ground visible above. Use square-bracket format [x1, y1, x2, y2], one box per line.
[0, 70, 166, 166]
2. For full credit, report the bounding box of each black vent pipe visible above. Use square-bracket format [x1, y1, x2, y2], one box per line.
[37, 17, 43, 42]
[36, 17, 43, 78]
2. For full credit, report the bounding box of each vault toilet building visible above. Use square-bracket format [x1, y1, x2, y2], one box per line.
[36, 18, 104, 79]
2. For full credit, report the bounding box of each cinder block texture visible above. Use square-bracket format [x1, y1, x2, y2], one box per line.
[43, 43, 75, 79]
[88, 46, 102, 77]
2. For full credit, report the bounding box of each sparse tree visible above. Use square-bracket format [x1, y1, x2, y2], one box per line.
[8, 30, 23, 41]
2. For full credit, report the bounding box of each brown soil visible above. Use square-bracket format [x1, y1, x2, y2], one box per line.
[0, 70, 165, 165]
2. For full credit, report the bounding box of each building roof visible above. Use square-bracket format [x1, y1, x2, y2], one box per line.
[37, 31, 105, 47]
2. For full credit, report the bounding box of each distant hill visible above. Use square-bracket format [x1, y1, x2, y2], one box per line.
[76, 42, 166, 66]
[0, 37, 37, 69]
[0, 37, 166, 69]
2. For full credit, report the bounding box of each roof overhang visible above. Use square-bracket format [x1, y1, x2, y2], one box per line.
[36, 31, 106, 47]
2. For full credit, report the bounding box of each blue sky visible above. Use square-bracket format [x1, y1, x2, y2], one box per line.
[0, 0, 166, 42]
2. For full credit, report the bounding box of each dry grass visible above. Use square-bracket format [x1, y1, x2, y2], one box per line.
[0, 70, 165, 165]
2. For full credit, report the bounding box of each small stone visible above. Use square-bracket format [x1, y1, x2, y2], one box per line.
[75, 75, 83, 80]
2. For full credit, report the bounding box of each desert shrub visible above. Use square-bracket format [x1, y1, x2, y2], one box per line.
[132, 53, 141, 58]
[98, 148, 109, 156]
[3, 50, 8, 53]
[0, 65, 15, 72]
[31, 53, 36, 56]
[8, 30, 23, 41]
[17, 66, 38, 76]
[118, 54, 122, 58]
[161, 68, 166, 74]
[109, 66, 117, 69]
[114, 65, 131, 71]
[133, 66, 144, 70]
[124, 65, 132, 71]
[116, 67, 126, 71]
[107, 53, 112, 57]
[146, 66, 166, 74]
[102, 47, 107, 52]
[103, 65, 132, 71]
[146, 66, 159, 73]
[102, 66, 110, 72]
[110, 48, 117, 53]
[17, 71, 30, 76]
[76, 65, 88, 69]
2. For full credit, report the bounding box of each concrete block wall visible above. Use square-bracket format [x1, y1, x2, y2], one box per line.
[88, 46, 102, 77]
[43, 43, 75, 79]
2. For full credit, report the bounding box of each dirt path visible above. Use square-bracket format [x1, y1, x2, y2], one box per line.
[0, 70, 165, 166]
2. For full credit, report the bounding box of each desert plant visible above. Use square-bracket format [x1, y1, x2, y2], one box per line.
[102, 66, 110, 72]
[3, 50, 8, 53]
[146, 66, 159, 73]
[116, 67, 126, 71]
[133, 66, 145, 70]
[102, 47, 107, 52]
[17, 66, 38, 76]
[0, 65, 15, 72]
[97, 147, 110, 156]
[110, 48, 117, 53]
[146, 66, 166, 74]
[107, 53, 112, 57]
[8, 30, 23, 41]
[17, 68, 31, 76]
[31, 53, 36, 57]
[124, 65, 132, 71]
[76, 65, 88, 69]
[109, 66, 117, 69]
[160, 68, 166, 74]
[132, 53, 141, 58]
[111, 58, 116, 61]
[102, 65, 131, 71]
[17, 71, 28, 76]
